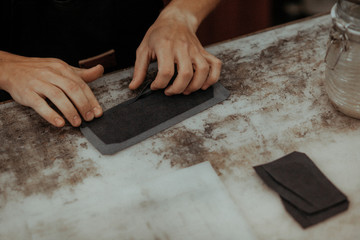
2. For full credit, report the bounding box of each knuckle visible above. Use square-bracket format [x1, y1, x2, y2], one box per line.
[66, 81, 81, 93]
[185, 86, 198, 93]
[52, 61, 68, 71]
[40, 66, 54, 74]
[177, 36, 189, 45]
[159, 68, 174, 79]
[207, 76, 219, 85]
[136, 45, 147, 56]
[49, 88, 64, 99]
[170, 86, 184, 95]
[159, 38, 172, 47]
[78, 81, 88, 90]
[31, 97, 44, 109]
[152, 80, 168, 89]
[188, 81, 203, 93]
[197, 63, 209, 74]
[191, 81, 203, 90]
[78, 105, 91, 115]
[179, 69, 193, 80]
[27, 77, 40, 88]
[213, 58, 222, 68]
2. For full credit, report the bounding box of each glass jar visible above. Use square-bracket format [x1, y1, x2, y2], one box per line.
[324, 0, 360, 119]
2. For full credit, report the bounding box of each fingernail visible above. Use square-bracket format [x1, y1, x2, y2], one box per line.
[93, 107, 103, 117]
[86, 111, 94, 121]
[73, 115, 81, 126]
[55, 117, 64, 127]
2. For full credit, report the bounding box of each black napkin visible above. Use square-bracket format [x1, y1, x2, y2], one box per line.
[80, 82, 230, 155]
[254, 151, 349, 228]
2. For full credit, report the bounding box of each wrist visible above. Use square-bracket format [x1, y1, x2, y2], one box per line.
[0, 61, 9, 91]
[158, 0, 220, 33]
[0, 61, 15, 92]
[157, 5, 199, 33]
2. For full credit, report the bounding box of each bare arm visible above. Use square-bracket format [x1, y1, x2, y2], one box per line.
[129, 0, 222, 95]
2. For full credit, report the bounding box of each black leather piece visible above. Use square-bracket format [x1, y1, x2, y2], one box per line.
[80, 82, 230, 155]
[86, 88, 213, 145]
[282, 197, 349, 228]
[254, 151, 349, 228]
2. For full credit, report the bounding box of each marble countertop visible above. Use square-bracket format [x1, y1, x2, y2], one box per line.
[1, 14, 359, 239]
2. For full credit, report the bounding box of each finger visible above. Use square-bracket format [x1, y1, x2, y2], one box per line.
[44, 71, 96, 121]
[164, 51, 193, 95]
[201, 54, 222, 90]
[183, 56, 209, 95]
[57, 67, 103, 118]
[151, 48, 175, 91]
[33, 84, 82, 127]
[30, 60, 102, 119]
[72, 64, 104, 83]
[129, 47, 151, 90]
[43, 86, 82, 127]
[27, 93, 66, 128]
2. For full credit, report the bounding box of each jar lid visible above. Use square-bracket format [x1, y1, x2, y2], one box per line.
[332, 2, 360, 41]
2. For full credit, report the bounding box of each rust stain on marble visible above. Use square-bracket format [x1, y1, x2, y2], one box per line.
[151, 114, 259, 175]
[0, 104, 99, 199]
[152, 127, 230, 175]
[151, 126, 273, 177]
[151, 21, 360, 175]
[218, 23, 329, 101]
[216, 21, 360, 134]
[0, 70, 160, 201]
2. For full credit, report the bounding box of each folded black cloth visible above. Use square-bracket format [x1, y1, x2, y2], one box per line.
[80, 82, 230, 155]
[254, 151, 349, 228]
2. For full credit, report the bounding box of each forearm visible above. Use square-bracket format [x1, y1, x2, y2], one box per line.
[0, 61, 8, 91]
[0, 51, 30, 90]
[159, 0, 221, 32]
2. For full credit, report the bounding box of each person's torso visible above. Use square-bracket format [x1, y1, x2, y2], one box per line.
[0, 0, 163, 69]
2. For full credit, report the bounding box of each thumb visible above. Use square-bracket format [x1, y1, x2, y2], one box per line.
[72, 64, 104, 83]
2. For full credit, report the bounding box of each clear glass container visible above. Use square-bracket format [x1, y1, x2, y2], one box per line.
[324, 0, 360, 118]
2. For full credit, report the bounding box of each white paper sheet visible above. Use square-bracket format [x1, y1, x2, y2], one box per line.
[23, 162, 255, 240]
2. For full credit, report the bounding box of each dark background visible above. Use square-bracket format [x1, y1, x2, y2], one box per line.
[196, 0, 336, 46]
[0, 0, 336, 103]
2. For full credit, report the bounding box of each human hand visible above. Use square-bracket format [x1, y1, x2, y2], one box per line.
[129, 5, 222, 96]
[0, 56, 104, 127]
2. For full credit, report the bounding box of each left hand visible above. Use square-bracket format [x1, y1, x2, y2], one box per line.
[129, 8, 222, 96]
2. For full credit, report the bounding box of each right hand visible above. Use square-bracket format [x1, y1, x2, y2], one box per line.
[0, 57, 104, 127]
